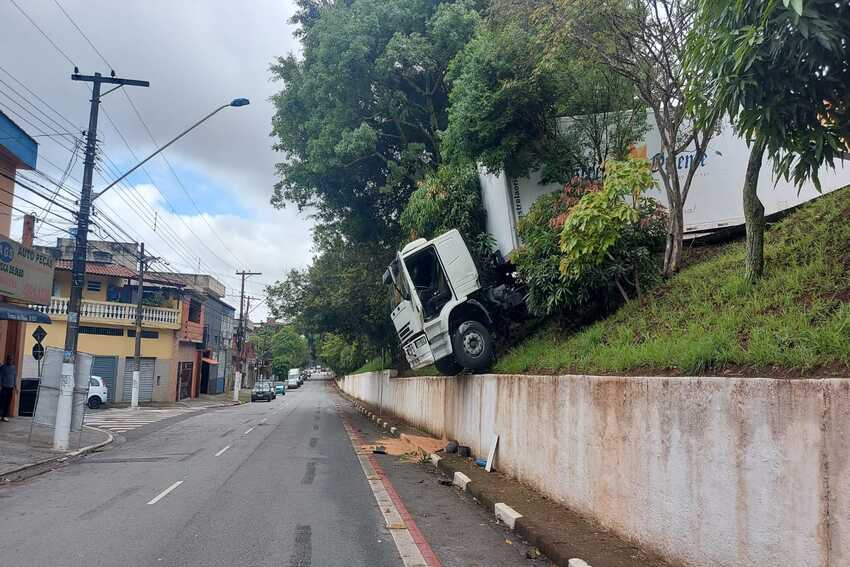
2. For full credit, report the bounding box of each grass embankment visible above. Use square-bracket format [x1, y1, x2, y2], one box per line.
[496, 187, 850, 377]
[353, 357, 387, 374]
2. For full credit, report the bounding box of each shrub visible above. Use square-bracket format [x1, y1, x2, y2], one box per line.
[512, 159, 666, 318]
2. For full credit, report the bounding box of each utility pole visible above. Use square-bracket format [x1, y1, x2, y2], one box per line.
[131, 243, 159, 409]
[234, 270, 261, 401]
[54, 72, 148, 450]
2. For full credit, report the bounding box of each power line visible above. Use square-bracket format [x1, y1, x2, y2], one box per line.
[0, 63, 80, 128]
[44, 0, 246, 271]
[51, 0, 113, 70]
[0, 170, 80, 216]
[8, 0, 77, 68]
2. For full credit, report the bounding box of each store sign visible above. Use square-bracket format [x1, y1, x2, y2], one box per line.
[0, 235, 54, 305]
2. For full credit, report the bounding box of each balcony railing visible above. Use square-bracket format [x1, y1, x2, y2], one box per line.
[32, 297, 181, 329]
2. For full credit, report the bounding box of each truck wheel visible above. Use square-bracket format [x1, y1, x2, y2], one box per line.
[451, 321, 494, 372]
[434, 356, 462, 376]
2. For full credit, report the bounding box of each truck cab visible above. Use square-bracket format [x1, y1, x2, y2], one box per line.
[385, 230, 522, 374]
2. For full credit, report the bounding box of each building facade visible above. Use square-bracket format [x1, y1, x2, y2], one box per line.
[24, 260, 184, 403]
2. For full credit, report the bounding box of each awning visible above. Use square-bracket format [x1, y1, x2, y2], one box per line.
[201, 357, 219, 365]
[0, 302, 51, 323]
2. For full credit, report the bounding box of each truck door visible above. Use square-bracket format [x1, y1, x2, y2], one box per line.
[387, 255, 425, 347]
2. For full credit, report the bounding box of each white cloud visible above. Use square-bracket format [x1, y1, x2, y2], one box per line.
[1, 0, 314, 321]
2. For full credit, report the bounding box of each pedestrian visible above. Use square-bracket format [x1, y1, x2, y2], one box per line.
[0, 354, 16, 422]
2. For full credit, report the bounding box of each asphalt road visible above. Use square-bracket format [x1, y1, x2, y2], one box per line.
[0, 381, 549, 567]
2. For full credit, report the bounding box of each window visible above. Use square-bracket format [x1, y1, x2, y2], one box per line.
[79, 326, 123, 336]
[386, 257, 411, 309]
[404, 246, 452, 321]
[188, 299, 202, 323]
[92, 250, 112, 262]
[89, 378, 98, 387]
[127, 330, 159, 339]
[86, 280, 102, 292]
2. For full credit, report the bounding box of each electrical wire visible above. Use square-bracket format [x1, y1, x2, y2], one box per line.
[8, 0, 77, 68]
[48, 0, 246, 270]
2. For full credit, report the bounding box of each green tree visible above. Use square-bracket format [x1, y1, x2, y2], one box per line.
[686, 0, 850, 282]
[443, 3, 647, 183]
[270, 326, 310, 377]
[318, 333, 368, 375]
[265, 237, 394, 353]
[399, 161, 493, 261]
[271, 0, 480, 244]
[558, 0, 717, 277]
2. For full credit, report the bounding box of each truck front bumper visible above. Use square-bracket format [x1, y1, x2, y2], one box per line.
[402, 334, 435, 370]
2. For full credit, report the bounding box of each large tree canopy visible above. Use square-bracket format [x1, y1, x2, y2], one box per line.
[271, 0, 480, 244]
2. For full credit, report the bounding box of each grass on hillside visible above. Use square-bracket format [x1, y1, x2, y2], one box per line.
[495, 187, 850, 377]
[353, 357, 387, 374]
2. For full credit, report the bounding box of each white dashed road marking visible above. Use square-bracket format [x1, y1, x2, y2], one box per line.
[214, 445, 231, 457]
[147, 481, 184, 505]
[243, 427, 255, 435]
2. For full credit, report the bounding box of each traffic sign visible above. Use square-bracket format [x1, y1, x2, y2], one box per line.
[32, 343, 44, 361]
[32, 325, 47, 344]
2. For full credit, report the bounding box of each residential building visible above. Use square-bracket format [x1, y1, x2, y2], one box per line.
[25, 257, 186, 403]
[148, 272, 235, 399]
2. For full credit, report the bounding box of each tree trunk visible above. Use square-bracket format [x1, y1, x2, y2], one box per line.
[663, 198, 684, 277]
[743, 136, 767, 283]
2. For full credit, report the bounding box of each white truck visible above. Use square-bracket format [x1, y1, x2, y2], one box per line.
[384, 230, 524, 374]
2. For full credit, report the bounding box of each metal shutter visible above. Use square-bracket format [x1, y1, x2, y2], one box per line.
[91, 356, 118, 402]
[122, 357, 155, 402]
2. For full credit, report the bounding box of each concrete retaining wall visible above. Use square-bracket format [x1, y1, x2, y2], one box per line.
[338, 371, 850, 567]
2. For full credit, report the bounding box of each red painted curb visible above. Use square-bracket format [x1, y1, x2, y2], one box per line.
[343, 416, 443, 567]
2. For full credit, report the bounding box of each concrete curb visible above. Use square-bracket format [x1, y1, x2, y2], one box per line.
[0, 425, 114, 481]
[430, 453, 592, 567]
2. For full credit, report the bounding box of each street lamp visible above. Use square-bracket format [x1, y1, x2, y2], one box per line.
[92, 98, 250, 202]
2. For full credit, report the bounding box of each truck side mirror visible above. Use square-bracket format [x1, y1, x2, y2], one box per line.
[382, 269, 392, 286]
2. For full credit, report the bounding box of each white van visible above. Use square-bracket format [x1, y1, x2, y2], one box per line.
[287, 368, 300, 389]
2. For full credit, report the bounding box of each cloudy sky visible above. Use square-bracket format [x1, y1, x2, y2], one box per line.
[0, 0, 311, 320]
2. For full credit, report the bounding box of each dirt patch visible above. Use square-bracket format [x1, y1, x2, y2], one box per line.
[360, 436, 429, 461]
[830, 289, 850, 304]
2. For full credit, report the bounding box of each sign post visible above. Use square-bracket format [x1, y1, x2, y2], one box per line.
[32, 325, 46, 378]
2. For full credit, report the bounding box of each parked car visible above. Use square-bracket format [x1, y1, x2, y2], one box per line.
[287, 369, 300, 389]
[274, 381, 286, 396]
[88, 376, 108, 409]
[251, 382, 274, 402]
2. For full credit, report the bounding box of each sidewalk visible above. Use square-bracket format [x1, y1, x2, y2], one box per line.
[105, 391, 244, 409]
[0, 417, 112, 479]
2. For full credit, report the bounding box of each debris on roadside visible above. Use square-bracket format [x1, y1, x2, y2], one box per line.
[373, 446, 387, 454]
[445, 440, 458, 453]
[526, 547, 542, 559]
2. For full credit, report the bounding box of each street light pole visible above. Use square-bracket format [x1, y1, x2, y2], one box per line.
[92, 97, 250, 202]
[55, 72, 149, 451]
[55, 77, 247, 449]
